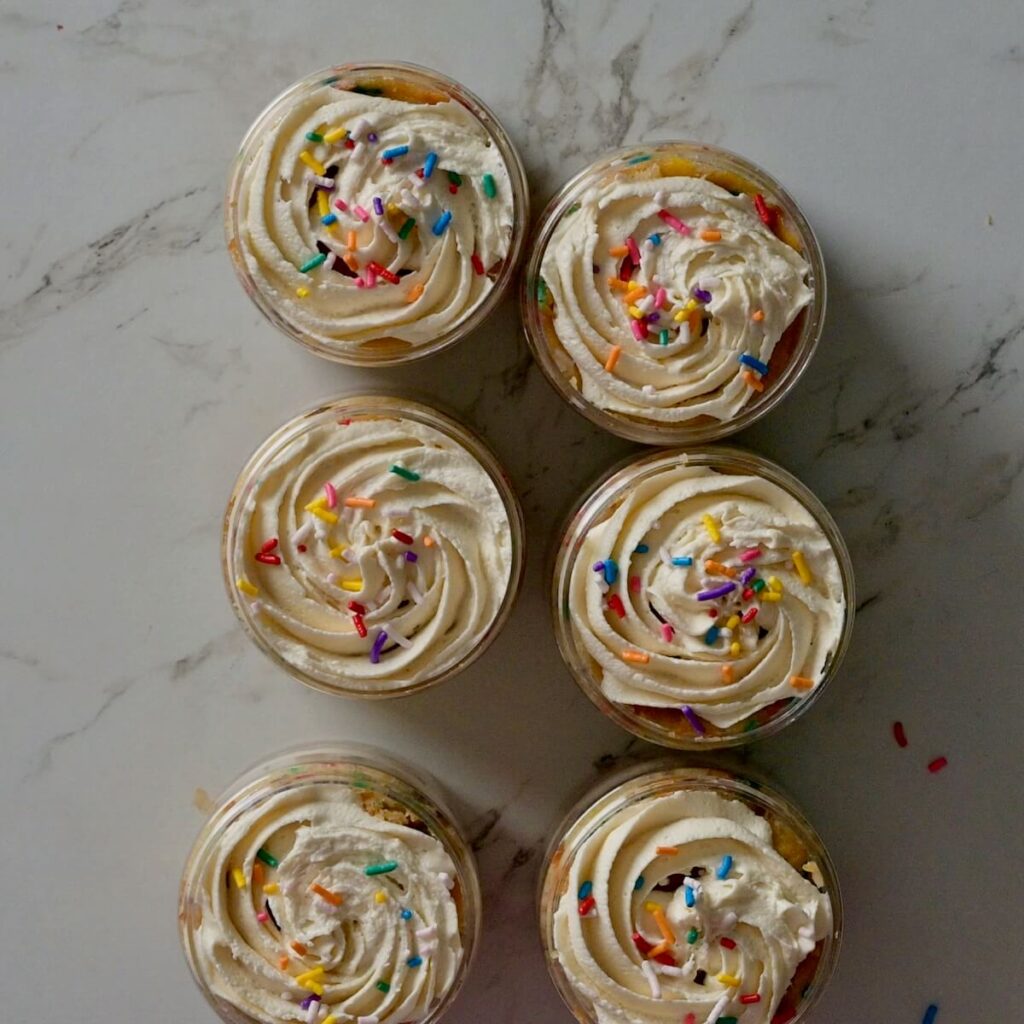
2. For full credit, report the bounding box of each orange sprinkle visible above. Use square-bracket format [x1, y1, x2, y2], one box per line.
[605, 345, 622, 373]
[791, 675, 815, 690]
[752, 309, 765, 322]
[406, 282, 425, 303]
[650, 905, 676, 945]
[704, 559, 738, 579]
[656, 845, 679, 856]
[700, 229, 722, 242]
[608, 244, 630, 257]
[278, 955, 290, 970]
[607, 277, 629, 292]
[344, 496, 375, 509]
[252, 861, 265, 887]
[342, 253, 360, 273]
[291, 941, 307, 956]
[346, 230, 358, 250]
[310, 883, 344, 906]
[650, 939, 672, 957]
[743, 370, 765, 392]
[688, 309, 702, 334]
[621, 650, 650, 665]
[721, 664, 734, 684]
[423, 535, 435, 547]
[624, 285, 648, 304]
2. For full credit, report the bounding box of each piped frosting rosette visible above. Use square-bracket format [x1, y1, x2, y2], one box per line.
[539, 173, 811, 422]
[236, 84, 515, 351]
[552, 790, 832, 1024]
[195, 785, 462, 1024]
[231, 416, 513, 692]
[568, 463, 845, 732]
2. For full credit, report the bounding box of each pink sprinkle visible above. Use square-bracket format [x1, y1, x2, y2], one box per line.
[629, 576, 641, 593]
[625, 237, 641, 264]
[657, 209, 690, 235]
[257, 912, 269, 923]
[653, 287, 667, 309]
[334, 198, 349, 212]
[739, 548, 761, 562]
[661, 623, 674, 642]
[631, 319, 648, 341]
[354, 205, 370, 222]
[324, 482, 337, 509]
[355, 277, 366, 288]
[365, 266, 377, 288]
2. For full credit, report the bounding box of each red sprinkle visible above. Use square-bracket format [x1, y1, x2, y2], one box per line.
[416, 168, 425, 178]
[260, 538, 279, 554]
[742, 587, 755, 601]
[382, 157, 393, 165]
[255, 552, 281, 565]
[471, 251, 485, 276]
[754, 193, 776, 229]
[347, 601, 366, 615]
[652, 949, 677, 966]
[352, 614, 367, 638]
[772, 1009, 797, 1024]
[578, 895, 596, 916]
[741, 993, 762, 1005]
[344, 139, 355, 149]
[629, 576, 641, 593]
[448, 183, 458, 194]
[392, 529, 414, 545]
[708, 608, 719, 618]
[928, 756, 948, 774]
[631, 932, 653, 954]
[685, 1016, 696, 1024]
[741, 607, 758, 624]
[893, 721, 908, 748]
[338, 418, 352, 426]
[607, 594, 626, 619]
[296, 544, 307, 553]
[367, 261, 400, 285]
[720, 937, 737, 949]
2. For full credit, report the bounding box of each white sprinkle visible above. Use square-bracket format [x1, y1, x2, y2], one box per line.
[305, 1000, 320, 1024]
[641, 959, 661, 998]
[438, 872, 453, 890]
[719, 628, 733, 639]
[326, 573, 337, 585]
[707, 994, 732, 1024]
[418, 942, 437, 957]
[652, 962, 687, 976]
[378, 216, 398, 243]
[325, 252, 337, 271]
[313, 519, 329, 541]
[382, 623, 412, 648]
[357, 1017, 380, 1024]
[677, 323, 691, 346]
[644, 239, 655, 251]
[415, 925, 438, 941]
[400, 188, 421, 210]
[698, 275, 721, 290]
[349, 117, 370, 140]
[660, 546, 673, 566]
[249, 601, 262, 616]
[642, 384, 656, 396]
[340, 548, 355, 563]
[293, 521, 314, 545]
[351, 141, 366, 160]
[654, 190, 667, 205]
[719, 911, 738, 933]
[306, 173, 336, 190]
[408, 583, 424, 604]
[637, 295, 655, 314]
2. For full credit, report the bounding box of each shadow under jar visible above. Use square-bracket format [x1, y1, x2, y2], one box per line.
[521, 142, 825, 444]
[551, 447, 854, 748]
[226, 62, 528, 365]
[179, 743, 481, 1024]
[539, 761, 842, 1024]
[223, 395, 524, 698]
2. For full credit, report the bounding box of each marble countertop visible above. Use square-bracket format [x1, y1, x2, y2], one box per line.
[2, 1, 1021, 1020]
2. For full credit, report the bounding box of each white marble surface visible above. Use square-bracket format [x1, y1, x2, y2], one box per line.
[1, 1, 1021, 1020]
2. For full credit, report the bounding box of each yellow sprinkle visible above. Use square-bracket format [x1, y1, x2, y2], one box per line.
[309, 506, 339, 524]
[299, 150, 326, 175]
[730, 641, 741, 656]
[262, 883, 280, 895]
[306, 496, 327, 510]
[299, 979, 325, 995]
[718, 972, 741, 987]
[627, 305, 644, 319]
[296, 286, 310, 298]
[323, 126, 347, 143]
[317, 190, 330, 217]
[387, 201, 400, 215]
[328, 545, 346, 559]
[295, 966, 325, 984]
[236, 578, 259, 597]
[322, 1016, 338, 1024]
[701, 514, 721, 543]
[231, 868, 246, 889]
[605, 345, 622, 373]
[684, 299, 698, 312]
[726, 615, 741, 630]
[760, 591, 782, 602]
[340, 579, 363, 592]
[792, 550, 813, 584]
[673, 310, 688, 322]
[644, 901, 660, 913]
[374, 890, 388, 904]
[768, 576, 784, 593]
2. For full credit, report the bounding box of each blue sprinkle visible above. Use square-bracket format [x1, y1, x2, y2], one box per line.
[578, 880, 593, 901]
[406, 956, 423, 968]
[423, 151, 438, 179]
[716, 854, 733, 880]
[603, 559, 619, 585]
[400, 908, 413, 920]
[431, 210, 452, 236]
[684, 885, 696, 908]
[647, 233, 662, 246]
[320, 213, 337, 226]
[634, 875, 645, 890]
[671, 556, 693, 567]
[705, 625, 720, 645]
[634, 544, 650, 554]
[738, 353, 769, 375]
[922, 1006, 939, 1024]
[382, 145, 410, 160]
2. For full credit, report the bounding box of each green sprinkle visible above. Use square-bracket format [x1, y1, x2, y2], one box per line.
[743, 717, 759, 732]
[634, 875, 644, 890]
[299, 252, 327, 273]
[482, 173, 496, 198]
[390, 464, 420, 482]
[536, 277, 549, 303]
[686, 927, 699, 944]
[305, 131, 323, 143]
[659, 329, 669, 345]
[398, 217, 416, 240]
[365, 860, 399, 876]
[352, 86, 383, 96]
[447, 170, 463, 186]
[752, 578, 766, 593]
[376, 980, 391, 993]
[320, 75, 341, 86]
[566, 202, 581, 215]
[627, 154, 651, 165]
[256, 848, 279, 869]
[719, 1018, 739, 1024]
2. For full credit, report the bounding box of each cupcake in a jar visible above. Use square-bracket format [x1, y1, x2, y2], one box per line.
[226, 63, 528, 364]
[523, 143, 824, 443]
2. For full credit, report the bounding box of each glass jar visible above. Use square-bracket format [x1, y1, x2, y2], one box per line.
[226, 61, 528, 365]
[179, 743, 481, 1024]
[539, 761, 842, 1024]
[223, 394, 524, 698]
[552, 446, 854, 748]
[521, 142, 826, 444]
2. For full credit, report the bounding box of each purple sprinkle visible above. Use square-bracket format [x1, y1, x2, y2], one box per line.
[370, 629, 388, 664]
[373, 196, 384, 216]
[682, 705, 705, 734]
[592, 561, 606, 573]
[693, 287, 712, 303]
[697, 582, 737, 601]
[405, 551, 418, 563]
[646, 312, 661, 323]
[367, 131, 378, 143]
[739, 567, 757, 584]
[300, 995, 322, 1010]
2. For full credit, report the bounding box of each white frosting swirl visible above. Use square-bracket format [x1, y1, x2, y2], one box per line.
[552, 789, 832, 1024]
[568, 463, 845, 731]
[232, 416, 514, 691]
[194, 784, 463, 1023]
[539, 170, 811, 423]
[236, 84, 515, 352]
